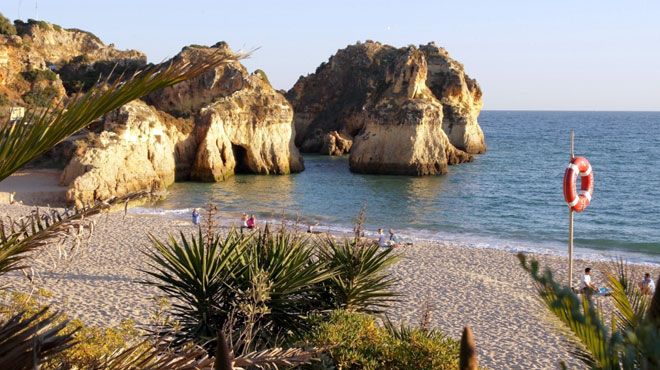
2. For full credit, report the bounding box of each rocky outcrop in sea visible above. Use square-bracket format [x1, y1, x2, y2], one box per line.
[286, 41, 485, 175]
[61, 43, 303, 206]
[1, 15, 486, 206]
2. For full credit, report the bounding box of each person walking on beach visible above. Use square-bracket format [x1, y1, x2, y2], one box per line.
[580, 267, 598, 296]
[247, 214, 256, 230]
[240, 213, 249, 232]
[638, 273, 656, 295]
[192, 208, 201, 225]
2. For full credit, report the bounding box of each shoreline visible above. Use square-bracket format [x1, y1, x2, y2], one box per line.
[2, 202, 659, 369]
[129, 205, 660, 267]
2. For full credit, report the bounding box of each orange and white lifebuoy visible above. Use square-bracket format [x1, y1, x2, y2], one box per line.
[563, 156, 594, 212]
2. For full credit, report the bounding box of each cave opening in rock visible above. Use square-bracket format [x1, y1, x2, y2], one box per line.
[231, 144, 250, 173]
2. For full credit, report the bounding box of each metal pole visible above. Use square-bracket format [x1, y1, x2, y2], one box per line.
[568, 130, 574, 287]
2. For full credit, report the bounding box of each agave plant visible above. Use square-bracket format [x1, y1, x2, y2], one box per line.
[317, 239, 399, 313]
[144, 228, 334, 348]
[519, 253, 660, 369]
[0, 49, 239, 368]
[143, 229, 249, 346]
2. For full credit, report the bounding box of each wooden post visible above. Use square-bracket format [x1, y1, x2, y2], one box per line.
[568, 130, 575, 287]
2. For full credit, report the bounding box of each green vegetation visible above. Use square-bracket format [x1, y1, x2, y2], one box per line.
[0, 290, 141, 369]
[22, 85, 60, 107]
[0, 12, 16, 35]
[254, 69, 271, 85]
[22, 69, 58, 83]
[144, 227, 399, 351]
[519, 254, 660, 369]
[302, 310, 460, 370]
[58, 59, 145, 93]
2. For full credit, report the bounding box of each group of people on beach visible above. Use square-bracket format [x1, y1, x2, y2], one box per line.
[377, 228, 403, 248]
[190, 209, 257, 231]
[579, 267, 656, 297]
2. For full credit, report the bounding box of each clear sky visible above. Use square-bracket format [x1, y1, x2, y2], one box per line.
[3, 0, 659, 110]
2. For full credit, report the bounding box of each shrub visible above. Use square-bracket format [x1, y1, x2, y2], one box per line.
[0, 290, 142, 369]
[254, 69, 271, 85]
[0, 12, 16, 35]
[144, 226, 403, 359]
[23, 85, 59, 107]
[302, 311, 460, 370]
[22, 69, 58, 83]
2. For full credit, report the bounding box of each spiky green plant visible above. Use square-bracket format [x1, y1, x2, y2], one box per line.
[0, 308, 76, 370]
[317, 239, 399, 313]
[143, 229, 248, 346]
[519, 253, 660, 369]
[144, 228, 335, 348]
[239, 229, 335, 341]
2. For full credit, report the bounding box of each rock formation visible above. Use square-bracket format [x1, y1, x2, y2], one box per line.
[61, 43, 303, 206]
[0, 19, 145, 110]
[60, 101, 196, 207]
[286, 41, 486, 175]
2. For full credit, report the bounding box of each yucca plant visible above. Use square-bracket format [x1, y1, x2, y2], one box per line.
[317, 239, 399, 313]
[238, 229, 335, 342]
[518, 253, 660, 369]
[144, 228, 334, 348]
[143, 229, 249, 346]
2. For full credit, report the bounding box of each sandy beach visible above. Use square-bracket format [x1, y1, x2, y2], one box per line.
[1, 202, 658, 369]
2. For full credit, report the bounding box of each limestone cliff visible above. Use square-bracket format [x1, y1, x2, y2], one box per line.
[286, 41, 485, 175]
[60, 101, 195, 207]
[191, 72, 304, 181]
[0, 19, 145, 110]
[61, 43, 303, 206]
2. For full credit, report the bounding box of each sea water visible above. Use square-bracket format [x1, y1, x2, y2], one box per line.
[135, 111, 660, 264]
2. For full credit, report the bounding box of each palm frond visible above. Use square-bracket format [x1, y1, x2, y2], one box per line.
[0, 191, 150, 277]
[0, 50, 243, 182]
[98, 340, 214, 370]
[518, 253, 617, 369]
[0, 307, 77, 370]
[233, 346, 318, 370]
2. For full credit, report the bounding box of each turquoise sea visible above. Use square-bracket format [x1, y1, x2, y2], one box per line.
[135, 111, 660, 264]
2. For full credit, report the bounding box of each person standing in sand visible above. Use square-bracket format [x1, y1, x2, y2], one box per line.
[240, 213, 249, 232]
[192, 208, 201, 225]
[638, 273, 656, 295]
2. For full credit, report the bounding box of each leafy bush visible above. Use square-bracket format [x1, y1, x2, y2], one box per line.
[22, 69, 58, 83]
[58, 59, 144, 93]
[0, 12, 15, 35]
[254, 69, 271, 85]
[302, 311, 460, 370]
[23, 85, 60, 107]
